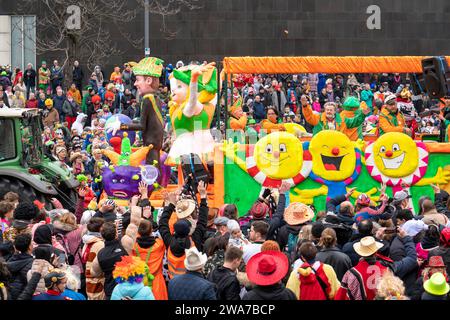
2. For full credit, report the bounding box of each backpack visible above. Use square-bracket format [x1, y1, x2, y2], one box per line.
[55, 233, 82, 266]
[286, 233, 299, 262]
[135, 246, 155, 289]
[298, 262, 330, 300]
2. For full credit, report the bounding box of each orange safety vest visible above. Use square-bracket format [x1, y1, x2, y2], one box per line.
[133, 239, 167, 300]
[167, 237, 195, 280]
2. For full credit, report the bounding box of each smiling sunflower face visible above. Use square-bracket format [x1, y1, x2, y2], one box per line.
[372, 132, 418, 178]
[254, 132, 303, 179]
[309, 130, 356, 181]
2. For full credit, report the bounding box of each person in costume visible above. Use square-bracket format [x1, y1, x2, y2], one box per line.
[378, 94, 412, 136]
[166, 62, 217, 165]
[302, 97, 343, 135]
[111, 255, 155, 300]
[32, 269, 72, 300]
[339, 96, 371, 141]
[38, 61, 51, 94]
[108, 57, 164, 167]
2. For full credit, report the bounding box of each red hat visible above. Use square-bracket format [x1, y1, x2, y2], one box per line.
[92, 95, 102, 104]
[428, 256, 446, 268]
[33, 200, 45, 211]
[356, 193, 371, 206]
[105, 91, 115, 101]
[250, 202, 270, 220]
[246, 251, 289, 286]
[440, 228, 450, 247]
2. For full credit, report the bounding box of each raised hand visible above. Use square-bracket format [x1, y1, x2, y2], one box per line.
[198, 180, 208, 199]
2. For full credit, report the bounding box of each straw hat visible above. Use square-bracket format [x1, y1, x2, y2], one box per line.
[283, 202, 314, 226]
[353, 236, 384, 257]
[423, 272, 450, 296]
[246, 251, 289, 286]
[175, 199, 196, 219]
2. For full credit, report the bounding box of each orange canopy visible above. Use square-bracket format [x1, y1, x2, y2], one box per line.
[223, 56, 450, 74]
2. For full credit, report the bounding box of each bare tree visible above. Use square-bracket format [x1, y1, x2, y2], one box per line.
[14, 0, 140, 80]
[136, 0, 203, 40]
[13, 0, 203, 84]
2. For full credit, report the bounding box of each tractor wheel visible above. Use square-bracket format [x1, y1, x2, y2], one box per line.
[0, 177, 54, 210]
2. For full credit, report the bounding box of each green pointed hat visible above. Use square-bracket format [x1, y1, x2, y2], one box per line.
[171, 67, 218, 94]
[342, 96, 361, 110]
[133, 57, 164, 77]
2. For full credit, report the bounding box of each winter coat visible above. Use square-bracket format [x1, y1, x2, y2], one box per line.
[62, 99, 79, 118]
[25, 98, 38, 109]
[168, 271, 217, 300]
[82, 234, 105, 300]
[242, 283, 297, 300]
[72, 66, 84, 83]
[316, 247, 352, 281]
[270, 89, 287, 113]
[24, 69, 36, 87]
[111, 282, 154, 300]
[277, 224, 303, 253]
[91, 239, 127, 299]
[422, 209, 449, 226]
[52, 94, 66, 115]
[53, 221, 86, 274]
[208, 266, 241, 300]
[17, 272, 41, 300]
[252, 101, 266, 122]
[26, 259, 53, 295]
[387, 236, 419, 295]
[6, 253, 33, 300]
[204, 250, 225, 277]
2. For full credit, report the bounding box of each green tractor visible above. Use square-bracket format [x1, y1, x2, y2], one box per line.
[0, 108, 79, 211]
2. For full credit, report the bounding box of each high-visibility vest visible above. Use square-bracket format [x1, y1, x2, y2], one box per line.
[166, 238, 195, 279]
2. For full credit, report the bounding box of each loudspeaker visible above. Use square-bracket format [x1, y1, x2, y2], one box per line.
[421, 56, 450, 99]
[410, 73, 426, 95]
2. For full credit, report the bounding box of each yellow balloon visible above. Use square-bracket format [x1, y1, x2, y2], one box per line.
[254, 132, 303, 180]
[372, 132, 418, 178]
[309, 130, 356, 181]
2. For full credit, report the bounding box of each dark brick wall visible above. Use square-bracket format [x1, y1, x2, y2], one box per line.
[2, 0, 450, 74]
[147, 0, 450, 64]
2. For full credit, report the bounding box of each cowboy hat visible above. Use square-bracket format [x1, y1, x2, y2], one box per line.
[246, 251, 289, 286]
[353, 236, 384, 257]
[284, 202, 314, 226]
[184, 247, 208, 271]
[423, 272, 450, 296]
[175, 199, 196, 219]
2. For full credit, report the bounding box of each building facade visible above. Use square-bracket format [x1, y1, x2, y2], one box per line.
[0, 0, 449, 76]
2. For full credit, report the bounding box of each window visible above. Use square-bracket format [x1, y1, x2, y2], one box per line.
[0, 119, 16, 161]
